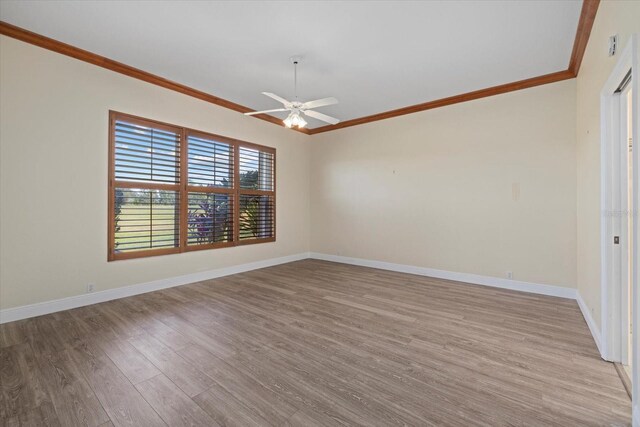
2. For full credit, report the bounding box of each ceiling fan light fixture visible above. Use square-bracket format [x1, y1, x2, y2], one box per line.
[284, 111, 306, 129]
[245, 58, 339, 128]
[296, 115, 307, 129]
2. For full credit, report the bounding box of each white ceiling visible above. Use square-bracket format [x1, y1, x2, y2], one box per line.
[0, 1, 582, 128]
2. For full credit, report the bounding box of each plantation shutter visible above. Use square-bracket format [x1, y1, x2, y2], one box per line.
[186, 132, 235, 249]
[109, 112, 276, 261]
[238, 146, 275, 241]
[110, 117, 182, 260]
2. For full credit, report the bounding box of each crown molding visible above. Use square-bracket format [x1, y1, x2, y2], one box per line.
[0, 21, 310, 135]
[0, 0, 599, 135]
[310, 0, 600, 134]
[307, 70, 575, 134]
[569, 0, 600, 76]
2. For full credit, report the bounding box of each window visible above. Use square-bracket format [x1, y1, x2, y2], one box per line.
[108, 112, 275, 261]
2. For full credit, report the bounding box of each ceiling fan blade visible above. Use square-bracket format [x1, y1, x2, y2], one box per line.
[303, 110, 340, 125]
[302, 97, 338, 110]
[244, 108, 288, 116]
[262, 92, 292, 107]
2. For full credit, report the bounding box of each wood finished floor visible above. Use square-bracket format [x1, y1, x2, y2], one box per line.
[0, 259, 631, 426]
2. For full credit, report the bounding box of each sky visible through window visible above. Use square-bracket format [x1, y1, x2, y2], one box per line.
[114, 122, 179, 184]
[187, 134, 233, 187]
[114, 121, 262, 188]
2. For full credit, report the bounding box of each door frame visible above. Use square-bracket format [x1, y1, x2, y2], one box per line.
[620, 81, 633, 368]
[600, 33, 639, 426]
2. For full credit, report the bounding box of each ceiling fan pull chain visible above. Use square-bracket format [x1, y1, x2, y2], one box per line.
[244, 57, 339, 126]
[294, 60, 298, 101]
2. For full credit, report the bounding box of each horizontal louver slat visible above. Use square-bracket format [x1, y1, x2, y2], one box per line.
[187, 134, 234, 188]
[239, 147, 274, 191]
[114, 120, 180, 184]
[238, 194, 274, 240]
[116, 123, 178, 142]
[113, 188, 180, 253]
[187, 192, 234, 245]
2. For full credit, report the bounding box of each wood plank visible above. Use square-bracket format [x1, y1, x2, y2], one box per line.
[283, 408, 347, 427]
[141, 320, 192, 352]
[1, 401, 60, 427]
[614, 362, 632, 399]
[0, 260, 631, 425]
[66, 340, 165, 426]
[323, 296, 417, 322]
[127, 333, 215, 397]
[0, 320, 30, 349]
[192, 387, 269, 427]
[177, 344, 299, 424]
[33, 348, 109, 427]
[0, 344, 50, 420]
[97, 338, 160, 385]
[135, 374, 218, 426]
[242, 281, 297, 295]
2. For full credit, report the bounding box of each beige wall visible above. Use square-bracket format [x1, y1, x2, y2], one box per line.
[310, 80, 577, 289]
[0, 36, 311, 310]
[576, 0, 640, 328]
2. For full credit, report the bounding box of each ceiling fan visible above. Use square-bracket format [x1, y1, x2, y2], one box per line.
[244, 58, 340, 129]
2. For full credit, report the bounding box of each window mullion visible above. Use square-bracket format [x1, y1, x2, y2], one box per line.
[108, 113, 116, 260]
[233, 143, 240, 245]
[180, 128, 188, 251]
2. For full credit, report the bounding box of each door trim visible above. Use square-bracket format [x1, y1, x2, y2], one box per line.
[600, 33, 638, 424]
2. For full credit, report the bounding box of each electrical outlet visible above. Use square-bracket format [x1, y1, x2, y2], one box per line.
[506, 271, 513, 279]
[86, 283, 95, 293]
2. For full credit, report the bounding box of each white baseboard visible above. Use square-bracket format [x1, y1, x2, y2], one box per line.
[309, 253, 577, 299]
[1, 251, 603, 366]
[576, 291, 603, 357]
[0, 250, 627, 419]
[309, 253, 611, 360]
[0, 252, 310, 324]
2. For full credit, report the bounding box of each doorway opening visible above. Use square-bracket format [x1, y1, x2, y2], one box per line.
[600, 34, 638, 425]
